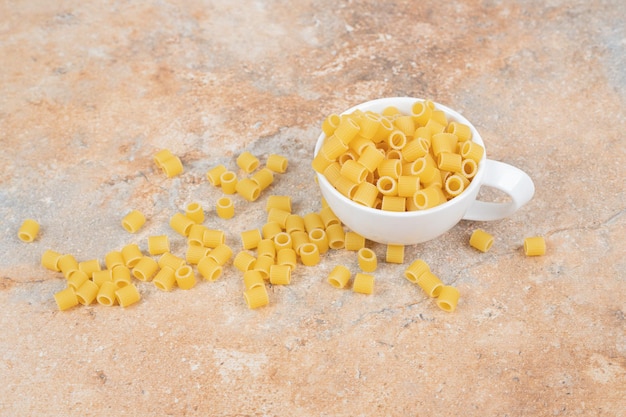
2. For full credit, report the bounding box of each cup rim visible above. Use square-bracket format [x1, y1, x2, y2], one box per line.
[313, 97, 486, 219]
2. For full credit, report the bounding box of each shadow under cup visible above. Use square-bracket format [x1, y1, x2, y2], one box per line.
[313, 97, 534, 245]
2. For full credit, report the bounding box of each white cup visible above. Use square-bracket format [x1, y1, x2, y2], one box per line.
[314, 97, 535, 245]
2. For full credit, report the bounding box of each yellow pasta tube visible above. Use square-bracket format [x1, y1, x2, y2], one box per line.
[397, 176, 420, 198]
[417, 271, 443, 297]
[75, 280, 99, 305]
[170, 212, 195, 237]
[207, 243, 233, 266]
[185, 244, 210, 265]
[402, 137, 430, 162]
[185, 202, 205, 224]
[327, 265, 351, 289]
[243, 285, 269, 309]
[461, 141, 485, 163]
[357, 112, 382, 139]
[413, 186, 445, 210]
[115, 283, 141, 307]
[353, 181, 379, 207]
[266, 195, 292, 213]
[78, 259, 101, 278]
[243, 270, 265, 290]
[340, 160, 368, 184]
[153, 265, 176, 291]
[234, 251, 257, 272]
[338, 150, 357, 164]
[67, 270, 89, 290]
[148, 235, 170, 256]
[308, 228, 329, 254]
[251, 168, 274, 191]
[188, 224, 208, 246]
[18, 218, 39, 242]
[319, 206, 341, 228]
[431, 133, 458, 156]
[393, 115, 415, 137]
[266, 154, 288, 173]
[469, 229, 494, 252]
[357, 145, 386, 173]
[303, 213, 325, 233]
[236, 151, 260, 173]
[41, 249, 62, 272]
[105, 250, 125, 270]
[387, 129, 407, 150]
[436, 286, 460, 312]
[273, 232, 292, 251]
[461, 158, 478, 179]
[386, 244, 405, 264]
[437, 152, 463, 173]
[285, 214, 305, 233]
[348, 136, 374, 156]
[524, 236, 546, 256]
[326, 223, 345, 249]
[357, 248, 377, 272]
[344, 231, 365, 251]
[154, 149, 174, 169]
[262, 221, 283, 240]
[54, 287, 79, 311]
[267, 207, 291, 228]
[220, 171, 238, 194]
[158, 252, 186, 271]
[161, 155, 184, 178]
[253, 255, 274, 280]
[236, 178, 262, 202]
[352, 273, 374, 295]
[377, 159, 401, 179]
[444, 174, 467, 198]
[424, 117, 446, 135]
[334, 176, 358, 200]
[311, 149, 335, 174]
[277, 248, 297, 270]
[241, 229, 262, 250]
[321, 113, 341, 137]
[197, 256, 223, 281]
[92, 269, 112, 287]
[121, 243, 143, 268]
[202, 229, 225, 248]
[334, 117, 361, 145]
[257, 238, 276, 260]
[121, 210, 146, 233]
[290, 230, 310, 255]
[96, 281, 118, 306]
[132, 256, 159, 282]
[381, 196, 406, 212]
[299, 243, 320, 266]
[412, 156, 439, 184]
[206, 164, 227, 186]
[376, 176, 398, 196]
[447, 121, 472, 141]
[322, 162, 342, 186]
[216, 197, 235, 219]
[411, 101, 432, 126]
[112, 265, 132, 287]
[269, 264, 291, 285]
[404, 259, 430, 283]
[175, 265, 197, 289]
[58, 254, 79, 279]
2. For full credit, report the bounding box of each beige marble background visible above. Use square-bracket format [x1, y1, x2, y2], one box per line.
[1, 1, 624, 416]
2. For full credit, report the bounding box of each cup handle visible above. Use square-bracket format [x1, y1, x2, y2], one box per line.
[463, 159, 535, 221]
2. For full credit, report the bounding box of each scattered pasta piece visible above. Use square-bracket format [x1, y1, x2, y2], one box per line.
[524, 236, 546, 256]
[216, 197, 235, 219]
[54, 287, 79, 311]
[469, 229, 494, 253]
[243, 270, 265, 290]
[269, 264, 291, 285]
[300, 243, 320, 266]
[148, 235, 170, 256]
[236, 151, 260, 173]
[96, 281, 118, 306]
[41, 250, 62, 272]
[417, 271, 443, 297]
[115, 283, 141, 307]
[266, 154, 288, 173]
[121, 210, 146, 233]
[198, 256, 223, 281]
[352, 273, 374, 294]
[175, 265, 197, 289]
[185, 202, 205, 224]
[243, 285, 269, 309]
[121, 244, 143, 268]
[132, 256, 159, 282]
[153, 266, 176, 291]
[404, 259, 430, 283]
[75, 280, 99, 305]
[161, 154, 184, 178]
[357, 248, 377, 272]
[206, 164, 227, 186]
[18, 219, 40, 242]
[386, 244, 405, 264]
[436, 286, 460, 312]
[327, 265, 351, 289]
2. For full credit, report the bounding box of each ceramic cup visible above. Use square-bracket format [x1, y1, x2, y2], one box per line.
[313, 97, 535, 245]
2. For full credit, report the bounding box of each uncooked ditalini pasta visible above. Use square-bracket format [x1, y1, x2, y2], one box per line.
[175, 265, 196, 289]
[290, 231, 310, 255]
[397, 176, 420, 198]
[469, 229, 494, 252]
[158, 252, 186, 271]
[269, 264, 291, 285]
[460, 141, 484, 163]
[132, 256, 159, 282]
[431, 133, 457, 156]
[447, 121, 472, 141]
[154, 149, 175, 169]
[153, 266, 176, 291]
[54, 287, 79, 311]
[185, 202, 205, 224]
[75, 280, 99, 305]
[340, 160, 368, 184]
[327, 265, 351, 289]
[524, 236, 546, 256]
[148, 235, 170, 256]
[236, 178, 262, 202]
[220, 171, 238, 194]
[18, 219, 39, 242]
[444, 174, 466, 197]
[404, 259, 430, 283]
[266, 154, 288, 173]
[243, 270, 265, 290]
[334, 118, 360, 145]
[58, 254, 79, 280]
[203, 229, 225, 248]
[353, 181, 378, 207]
[461, 158, 478, 179]
[170, 212, 195, 237]
[78, 259, 101, 278]
[122, 210, 146, 233]
[326, 224, 345, 249]
[187, 224, 207, 246]
[377, 159, 401, 179]
[303, 213, 325, 233]
[319, 206, 341, 228]
[92, 269, 112, 287]
[299, 243, 320, 266]
[253, 255, 273, 280]
[185, 244, 210, 265]
[334, 176, 358, 200]
[67, 270, 89, 291]
[381, 196, 405, 212]
[161, 155, 184, 178]
[358, 248, 377, 272]
[285, 214, 305, 234]
[386, 244, 405, 264]
[112, 265, 132, 287]
[41, 250, 63, 272]
[436, 286, 460, 312]
[357, 145, 385, 172]
[344, 232, 365, 251]
[234, 251, 256, 272]
[266, 195, 292, 213]
[308, 228, 329, 254]
[236, 151, 260, 173]
[251, 168, 274, 190]
[352, 273, 374, 294]
[267, 208, 290, 228]
[197, 256, 223, 281]
[105, 250, 125, 270]
[417, 271, 443, 297]
[262, 221, 283, 240]
[243, 285, 269, 309]
[437, 152, 462, 173]
[216, 197, 235, 219]
[321, 113, 341, 137]
[207, 244, 233, 266]
[206, 164, 227, 186]
[115, 283, 141, 307]
[273, 232, 292, 251]
[276, 248, 297, 270]
[257, 239, 276, 260]
[241, 229, 262, 250]
[97, 281, 118, 306]
[413, 187, 444, 210]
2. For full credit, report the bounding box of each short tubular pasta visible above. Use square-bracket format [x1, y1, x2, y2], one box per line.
[267, 208, 291, 228]
[243, 270, 265, 290]
[234, 251, 257, 272]
[299, 243, 320, 266]
[132, 256, 159, 282]
[253, 255, 273, 279]
[319, 206, 341, 228]
[387, 130, 407, 150]
[97, 281, 118, 306]
[148, 235, 170, 256]
[121, 210, 146, 233]
[203, 229, 225, 248]
[236, 178, 261, 202]
[251, 168, 274, 191]
[461, 141, 484, 163]
[377, 159, 401, 179]
[334, 117, 361, 145]
[276, 248, 297, 270]
[402, 137, 429, 162]
[404, 259, 430, 283]
[154, 149, 174, 169]
[303, 213, 324, 233]
[397, 175, 420, 198]
[185, 244, 210, 265]
[340, 160, 368, 183]
[413, 186, 445, 210]
[92, 269, 112, 287]
[436, 286, 460, 312]
[112, 265, 132, 287]
[326, 224, 345, 249]
[444, 174, 466, 197]
[105, 250, 125, 270]
[344, 231, 365, 251]
[78, 259, 101, 278]
[257, 238, 276, 260]
[352, 273, 374, 295]
[187, 224, 207, 246]
[41, 249, 63, 272]
[357, 248, 377, 272]
[290, 231, 310, 255]
[170, 212, 195, 237]
[198, 256, 223, 281]
[469, 229, 494, 252]
[236, 151, 260, 173]
[334, 176, 358, 199]
[121, 244, 143, 268]
[417, 271, 443, 297]
[216, 197, 235, 219]
[273, 232, 292, 251]
[54, 287, 79, 311]
[58, 254, 79, 279]
[161, 155, 184, 178]
[153, 266, 176, 291]
[220, 171, 238, 194]
[76, 280, 99, 305]
[321, 113, 341, 137]
[262, 221, 283, 240]
[357, 145, 385, 172]
[386, 244, 405, 264]
[18, 219, 39, 242]
[327, 265, 351, 288]
[241, 229, 262, 250]
[115, 283, 141, 307]
[447, 121, 472, 141]
[67, 270, 89, 291]
[437, 152, 463, 173]
[207, 244, 233, 266]
[376, 176, 398, 196]
[185, 202, 205, 224]
[524, 236, 546, 256]
[158, 252, 186, 270]
[308, 228, 329, 254]
[266, 195, 292, 213]
[381, 196, 406, 212]
[175, 265, 197, 289]
[285, 214, 305, 234]
[353, 181, 379, 207]
[461, 158, 478, 178]
[206, 164, 227, 186]
[312, 149, 336, 174]
[269, 264, 291, 285]
[243, 285, 269, 309]
[266, 154, 288, 173]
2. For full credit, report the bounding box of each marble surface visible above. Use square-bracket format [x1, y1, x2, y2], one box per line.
[1, 1, 624, 415]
